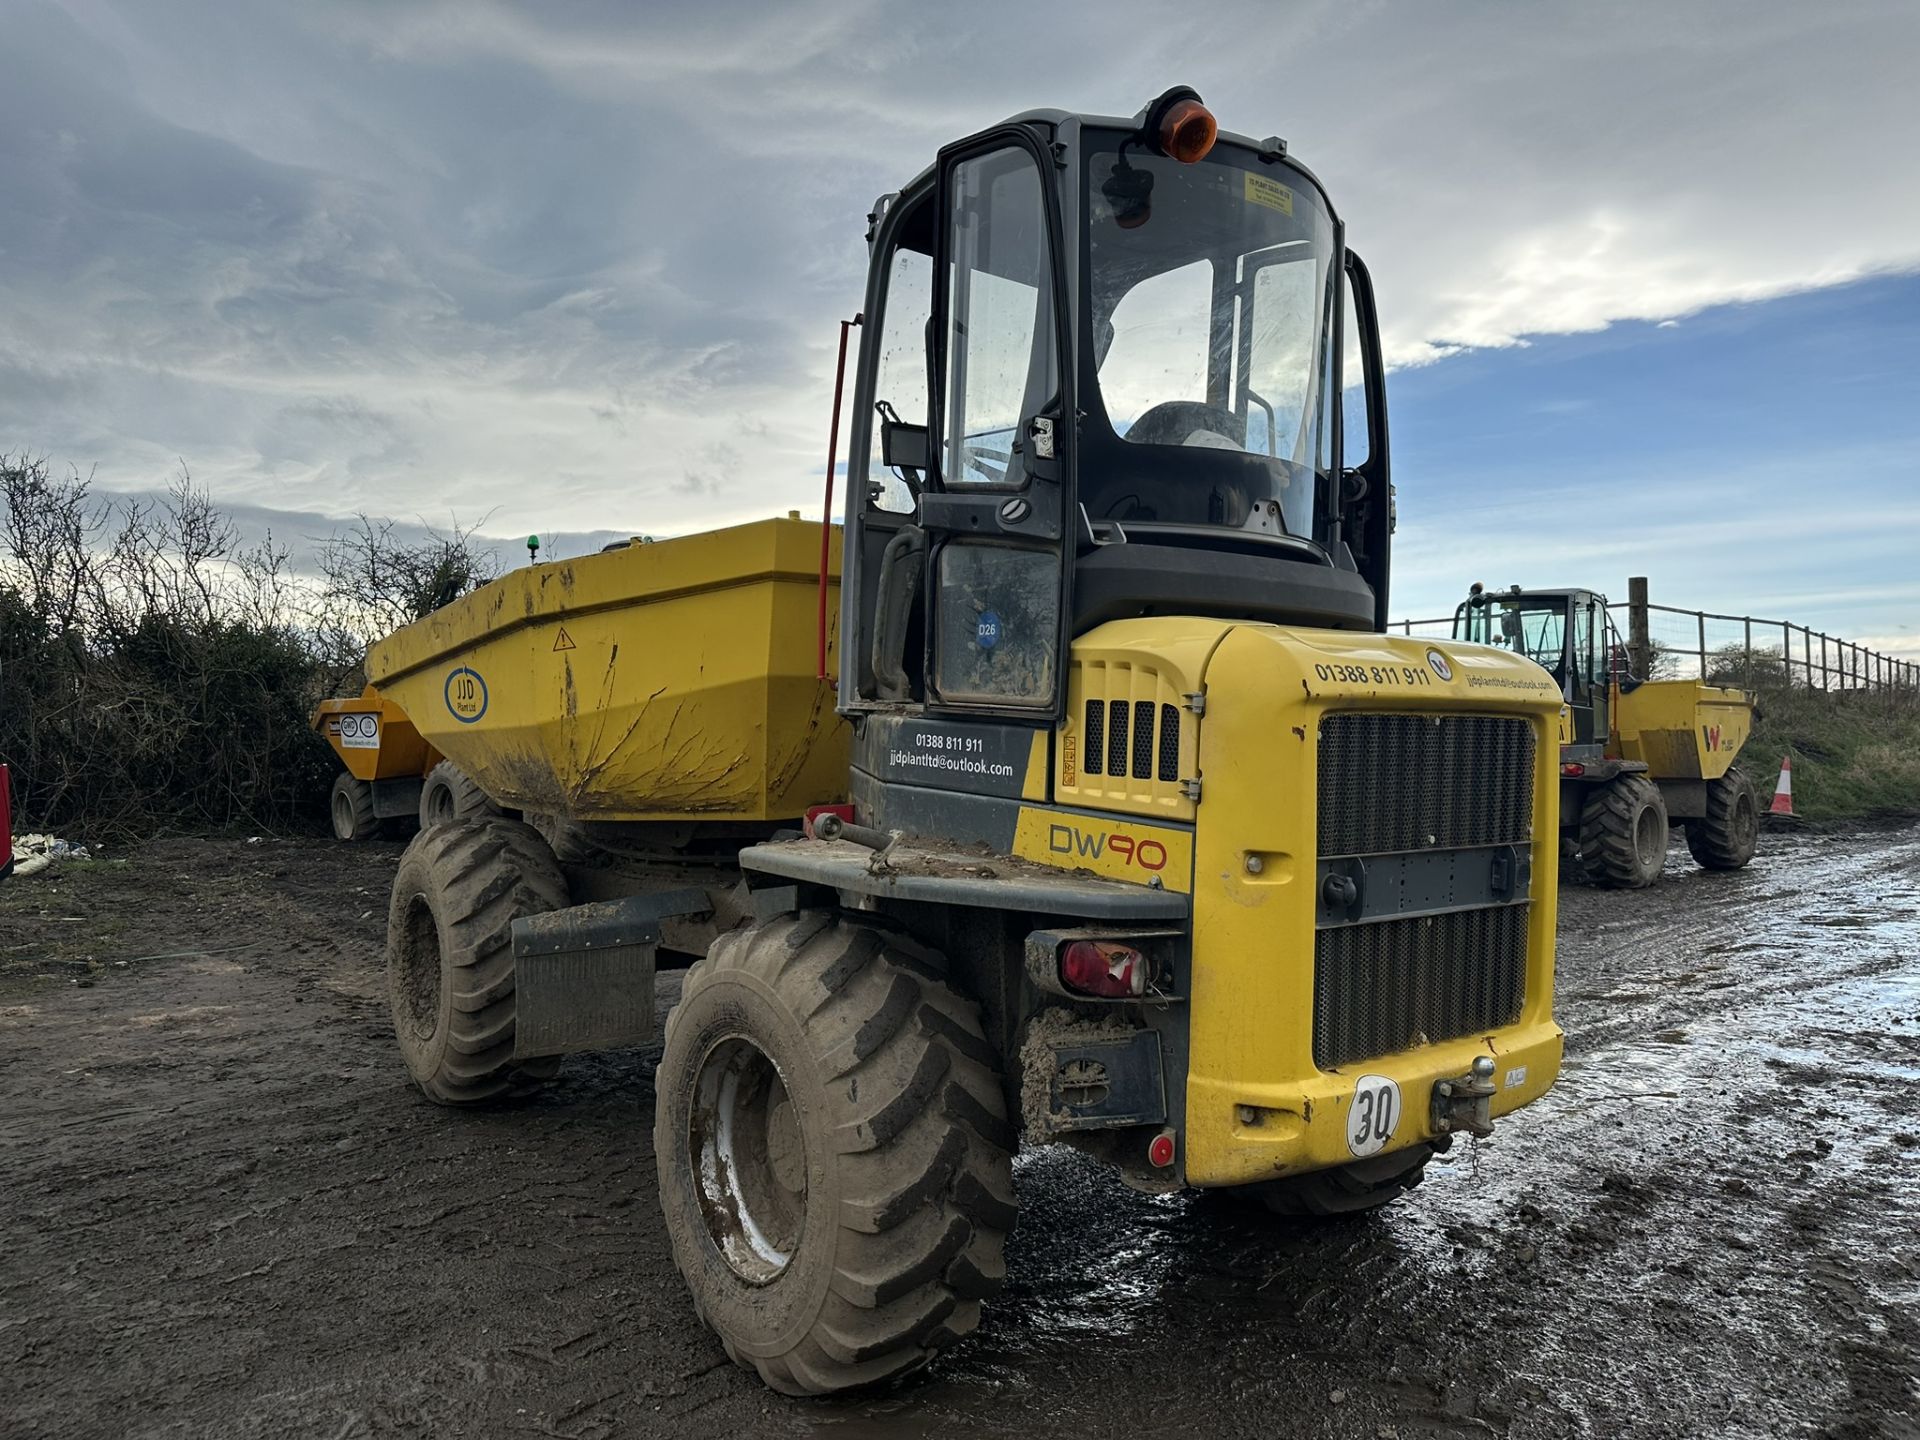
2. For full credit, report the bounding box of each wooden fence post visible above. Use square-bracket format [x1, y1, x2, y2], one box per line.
[1628, 577, 1650, 679]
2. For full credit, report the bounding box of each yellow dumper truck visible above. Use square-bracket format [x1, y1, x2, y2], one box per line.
[313, 688, 499, 840]
[1453, 584, 1757, 887]
[372, 89, 1566, 1394]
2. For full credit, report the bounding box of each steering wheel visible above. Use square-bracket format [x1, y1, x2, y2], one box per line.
[1126, 400, 1247, 448]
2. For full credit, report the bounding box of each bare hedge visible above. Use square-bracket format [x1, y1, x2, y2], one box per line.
[0, 454, 495, 838]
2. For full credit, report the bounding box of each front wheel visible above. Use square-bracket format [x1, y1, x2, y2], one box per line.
[1687, 765, 1759, 870]
[1579, 773, 1669, 889]
[655, 913, 1016, 1395]
[330, 772, 377, 842]
[385, 817, 567, 1103]
[419, 759, 497, 830]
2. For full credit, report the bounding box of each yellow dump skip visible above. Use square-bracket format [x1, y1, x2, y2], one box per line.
[1614, 679, 1751, 781]
[366, 518, 849, 823]
[312, 684, 439, 782]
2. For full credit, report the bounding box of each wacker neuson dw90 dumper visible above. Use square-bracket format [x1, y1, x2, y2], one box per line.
[369, 88, 1566, 1395]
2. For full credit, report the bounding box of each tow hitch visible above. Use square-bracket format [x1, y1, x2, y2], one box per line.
[1431, 1055, 1498, 1138]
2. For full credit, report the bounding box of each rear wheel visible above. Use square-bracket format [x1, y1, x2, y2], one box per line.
[419, 759, 496, 830]
[1246, 1143, 1436, 1217]
[385, 817, 567, 1104]
[655, 913, 1016, 1395]
[330, 773, 377, 842]
[1579, 773, 1669, 889]
[1687, 765, 1759, 870]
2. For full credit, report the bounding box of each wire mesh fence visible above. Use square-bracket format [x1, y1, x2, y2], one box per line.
[1397, 581, 1919, 700]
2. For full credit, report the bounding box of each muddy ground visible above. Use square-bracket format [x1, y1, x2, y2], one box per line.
[1, 827, 1916, 1440]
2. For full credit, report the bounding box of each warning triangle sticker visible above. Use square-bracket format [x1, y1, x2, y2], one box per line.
[552, 627, 577, 652]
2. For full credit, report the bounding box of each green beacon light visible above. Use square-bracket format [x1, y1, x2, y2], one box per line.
[527, 534, 541, 565]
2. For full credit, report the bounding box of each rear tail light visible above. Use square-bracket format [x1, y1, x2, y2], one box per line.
[1561, 762, 1585, 777]
[1060, 940, 1150, 998]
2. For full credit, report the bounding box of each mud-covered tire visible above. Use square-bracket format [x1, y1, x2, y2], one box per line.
[385, 817, 568, 1104]
[419, 759, 497, 830]
[655, 912, 1016, 1396]
[1687, 765, 1759, 870]
[1579, 773, 1669, 889]
[1246, 1143, 1436, 1217]
[330, 773, 377, 842]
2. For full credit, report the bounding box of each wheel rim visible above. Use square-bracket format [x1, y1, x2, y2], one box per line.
[394, 895, 443, 1042]
[1635, 803, 1664, 866]
[1734, 790, 1758, 849]
[428, 786, 454, 824]
[332, 789, 354, 839]
[689, 1036, 807, 1285]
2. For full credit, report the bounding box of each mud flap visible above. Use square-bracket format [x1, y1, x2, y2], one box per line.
[510, 889, 709, 1058]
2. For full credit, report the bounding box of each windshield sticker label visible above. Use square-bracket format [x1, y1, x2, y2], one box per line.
[1244, 173, 1294, 215]
[445, 666, 488, 724]
[977, 611, 1001, 649]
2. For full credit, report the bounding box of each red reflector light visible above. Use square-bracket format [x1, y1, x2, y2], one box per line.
[1147, 1131, 1176, 1168]
[1561, 762, 1585, 777]
[1060, 940, 1149, 998]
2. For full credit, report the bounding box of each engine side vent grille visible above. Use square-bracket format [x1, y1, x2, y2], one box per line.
[1084, 701, 1105, 775]
[1158, 704, 1180, 782]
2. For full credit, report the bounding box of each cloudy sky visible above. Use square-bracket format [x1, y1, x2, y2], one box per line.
[5, 0, 1918, 653]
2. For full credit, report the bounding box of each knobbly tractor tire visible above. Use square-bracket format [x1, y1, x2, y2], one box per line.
[1246, 1143, 1436, 1218]
[1687, 765, 1759, 871]
[385, 816, 568, 1104]
[419, 759, 498, 830]
[1579, 772, 1670, 889]
[330, 772, 377, 842]
[655, 912, 1016, 1396]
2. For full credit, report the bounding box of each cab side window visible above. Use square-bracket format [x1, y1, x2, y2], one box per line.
[868, 247, 932, 514]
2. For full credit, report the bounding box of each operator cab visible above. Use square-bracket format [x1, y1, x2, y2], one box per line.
[1453, 584, 1631, 752]
[839, 88, 1393, 721]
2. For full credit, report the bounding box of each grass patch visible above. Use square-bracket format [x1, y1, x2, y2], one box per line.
[1742, 685, 1920, 824]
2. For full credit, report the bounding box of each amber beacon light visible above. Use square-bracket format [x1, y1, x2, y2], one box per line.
[1159, 96, 1217, 163]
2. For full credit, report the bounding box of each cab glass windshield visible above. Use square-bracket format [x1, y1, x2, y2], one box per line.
[1083, 138, 1338, 538]
[1455, 596, 1569, 672]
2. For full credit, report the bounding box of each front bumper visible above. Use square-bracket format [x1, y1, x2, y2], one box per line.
[1182, 1019, 1565, 1187]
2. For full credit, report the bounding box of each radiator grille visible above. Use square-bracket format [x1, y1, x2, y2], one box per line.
[1318, 714, 1535, 856]
[1314, 905, 1528, 1068]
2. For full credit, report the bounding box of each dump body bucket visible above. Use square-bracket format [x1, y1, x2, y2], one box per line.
[312, 685, 439, 782]
[1614, 679, 1751, 781]
[365, 517, 848, 823]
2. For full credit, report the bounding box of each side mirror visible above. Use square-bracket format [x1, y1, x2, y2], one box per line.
[1499, 610, 1522, 643]
[881, 420, 930, 473]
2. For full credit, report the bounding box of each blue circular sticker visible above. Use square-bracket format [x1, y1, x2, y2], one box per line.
[445, 666, 489, 723]
[976, 611, 1001, 650]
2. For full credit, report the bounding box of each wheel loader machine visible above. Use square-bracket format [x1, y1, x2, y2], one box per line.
[371, 89, 1566, 1395]
[1453, 584, 1758, 888]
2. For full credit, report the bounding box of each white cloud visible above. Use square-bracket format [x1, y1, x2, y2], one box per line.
[4, 0, 1919, 551]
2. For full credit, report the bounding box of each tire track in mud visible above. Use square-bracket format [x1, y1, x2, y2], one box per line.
[1, 831, 1917, 1439]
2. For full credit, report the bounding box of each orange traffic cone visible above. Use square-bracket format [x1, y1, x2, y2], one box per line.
[1768, 754, 1795, 817]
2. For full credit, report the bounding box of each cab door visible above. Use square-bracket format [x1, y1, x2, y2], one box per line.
[920, 131, 1073, 719]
